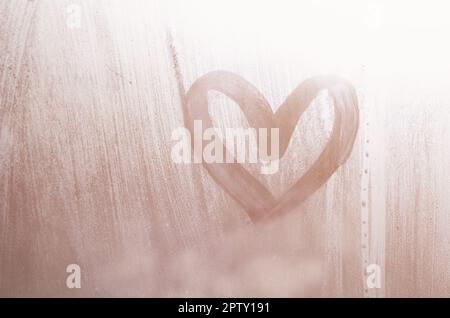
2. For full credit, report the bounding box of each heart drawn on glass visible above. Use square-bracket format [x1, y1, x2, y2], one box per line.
[184, 71, 359, 222]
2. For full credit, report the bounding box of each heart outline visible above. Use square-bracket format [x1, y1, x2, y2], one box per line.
[185, 71, 359, 222]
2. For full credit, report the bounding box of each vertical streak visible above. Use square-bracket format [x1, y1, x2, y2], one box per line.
[166, 30, 187, 109]
[360, 80, 371, 297]
[367, 87, 386, 298]
[360, 66, 386, 298]
[166, 29, 211, 230]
